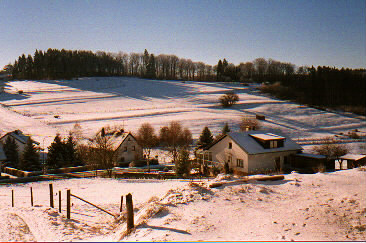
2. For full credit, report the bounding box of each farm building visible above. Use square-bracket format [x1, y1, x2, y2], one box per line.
[337, 154, 366, 169]
[197, 131, 302, 175]
[288, 153, 332, 172]
[0, 130, 39, 159]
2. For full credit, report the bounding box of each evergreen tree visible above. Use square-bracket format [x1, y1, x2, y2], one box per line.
[222, 123, 231, 135]
[64, 133, 81, 166]
[3, 136, 19, 168]
[197, 126, 214, 149]
[19, 137, 41, 171]
[47, 134, 65, 169]
[175, 148, 190, 177]
[146, 54, 156, 79]
[217, 59, 223, 81]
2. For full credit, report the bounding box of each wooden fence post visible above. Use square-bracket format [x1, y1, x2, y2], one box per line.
[59, 190, 62, 213]
[120, 195, 123, 213]
[126, 193, 134, 231]
[49, 183, 54, 208]
[67, 189, 71, 219]
[11, 189, 14, 207]
[30, 187, 33, 206]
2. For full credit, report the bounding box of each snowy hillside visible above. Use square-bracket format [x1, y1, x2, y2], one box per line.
[1, 77, 365, 152]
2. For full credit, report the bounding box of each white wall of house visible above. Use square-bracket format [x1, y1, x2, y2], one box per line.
[208, 136, 299, 174]
[115, 134, 143, 164]
[247, 151, 297, 173]
[209, 136, 249, 173]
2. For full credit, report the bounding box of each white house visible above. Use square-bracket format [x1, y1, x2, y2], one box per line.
[199, 131, 302, 175]
[113, 132, 143, 164]
[0, 130, 39, 158]
[97, 129, 143, 165]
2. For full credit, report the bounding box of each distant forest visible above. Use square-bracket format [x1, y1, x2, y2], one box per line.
[3, 48, 366, 115]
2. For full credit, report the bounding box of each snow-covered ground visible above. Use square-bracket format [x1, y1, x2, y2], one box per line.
[124, 169, 366, 242]
[1, 77, 365, 152]
[0, 178, 190, 241]
[0, 169, 365, 241]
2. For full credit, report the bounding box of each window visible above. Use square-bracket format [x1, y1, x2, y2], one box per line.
[124, 146, 128, 152]
[270, 140, 278, 148]
[132, 146, 135, 151]
[228, 142, 232, 149]
[228, 156, 232, 164]
[236, 159, 244, 168]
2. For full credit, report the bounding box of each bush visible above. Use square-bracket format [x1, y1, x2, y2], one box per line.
[348, 132, 360, 139]
[219, 91, 239, 107]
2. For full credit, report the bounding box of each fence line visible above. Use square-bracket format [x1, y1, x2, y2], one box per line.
[70, 192, 117, 218]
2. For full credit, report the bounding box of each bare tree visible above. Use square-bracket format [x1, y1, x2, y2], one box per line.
[135, 123, 158, 171]
[88, 126, 117, 177]
[240, 116, 261, 131]
[159, 121, 192, 163]
[313, 137, 349, 169]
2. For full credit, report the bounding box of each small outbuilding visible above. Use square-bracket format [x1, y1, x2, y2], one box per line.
[338, 154, 366, 169]
[288, 153, 331, 172]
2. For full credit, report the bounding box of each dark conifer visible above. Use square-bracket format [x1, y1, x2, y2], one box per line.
[19, 137, 41, 171]
[197, 126, 214, 149]
[46, 134, 65, 169]
[3, 136, 19, 168]
[222, 123, 231, 135]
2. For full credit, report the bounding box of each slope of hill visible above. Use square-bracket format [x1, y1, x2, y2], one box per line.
[0, 77, 365, 151]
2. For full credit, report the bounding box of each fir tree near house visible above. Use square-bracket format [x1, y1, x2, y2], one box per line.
[3, 136, 19, 168]
[47, 134, 64, 169]
[222, 123, 231, 135]
[197, 126, 214, 149]
[19, 137, 41, 171]
[47, 133, 81, 169]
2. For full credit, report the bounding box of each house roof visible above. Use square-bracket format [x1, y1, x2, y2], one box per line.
[340, 154, 366, 161]
[295, 153, 326, 159]
[0, 130, 39, 145]
[207, 130, 302, 155]
[0, 145, 6, 161]
[95, 129, 136, 150]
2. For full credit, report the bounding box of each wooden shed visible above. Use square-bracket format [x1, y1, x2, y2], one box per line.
[338, 154, 366, 169]
[289, 153, 332, 172]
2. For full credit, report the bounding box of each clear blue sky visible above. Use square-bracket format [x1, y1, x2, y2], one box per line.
[1, 0, 365, 69]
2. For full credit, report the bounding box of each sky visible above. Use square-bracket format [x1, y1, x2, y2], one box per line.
[0, 0, 365, 70]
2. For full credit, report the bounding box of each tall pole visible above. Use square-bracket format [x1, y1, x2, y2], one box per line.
[67, 189, 71, 219]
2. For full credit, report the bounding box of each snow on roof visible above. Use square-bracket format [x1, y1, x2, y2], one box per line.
[0, 130, 39, 145]
[225, 131, 302, 155]
[109, 132, 130, 150]
[95, 129, 133, 151]
[249, 133, 285, 141]
[296, 153, 326, 159]
[340, 154, 366, 161]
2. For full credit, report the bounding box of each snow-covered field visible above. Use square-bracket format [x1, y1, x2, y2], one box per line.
[0, 169, 365, 241]
[1, 77, 365, 152]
